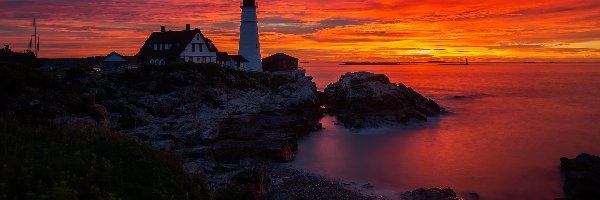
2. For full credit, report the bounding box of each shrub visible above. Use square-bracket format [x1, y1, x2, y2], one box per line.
[0, 118, 212, 200]
[0, 63, 66, 97]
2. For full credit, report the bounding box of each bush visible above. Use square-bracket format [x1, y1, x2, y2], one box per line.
[0, 63, 66, 97]
[0, 118, 212, 200]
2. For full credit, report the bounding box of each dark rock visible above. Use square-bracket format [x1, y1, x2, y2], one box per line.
[90, 104, 110, 129]
[324, 72, 442, 128]
[560, 153, 600, 200]
[260, 192, 291, 200]
[151, 140, 176, 152]
[362, 183, 374, 188]
[49, 116, 102, 130]
[231, 165, 268, 195]
[400, 188, 459, 200]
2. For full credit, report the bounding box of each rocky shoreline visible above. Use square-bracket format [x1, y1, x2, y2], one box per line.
[71, 67, 447, 194]
[0, 62, 459, 199]
[5, 61, 600, 199]
[264, 167, 385, 200]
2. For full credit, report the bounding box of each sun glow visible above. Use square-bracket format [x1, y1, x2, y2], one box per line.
[0, 0, 599, 62]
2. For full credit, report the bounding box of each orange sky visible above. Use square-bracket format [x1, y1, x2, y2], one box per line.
[1, 0, 599, 62]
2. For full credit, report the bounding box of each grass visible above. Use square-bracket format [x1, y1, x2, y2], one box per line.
[0, 118, 212, 200]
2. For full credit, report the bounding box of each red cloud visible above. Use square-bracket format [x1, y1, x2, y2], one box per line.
[0, 0, 598, 61]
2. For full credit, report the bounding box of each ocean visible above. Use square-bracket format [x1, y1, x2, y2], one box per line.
[285, 62, 600, 199]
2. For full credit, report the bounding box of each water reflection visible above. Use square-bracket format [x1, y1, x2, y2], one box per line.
[288, 63, 600, 200]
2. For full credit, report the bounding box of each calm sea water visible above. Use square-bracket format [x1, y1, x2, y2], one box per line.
[286, 63, 600, 200]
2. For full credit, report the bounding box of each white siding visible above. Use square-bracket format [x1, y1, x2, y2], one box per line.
[179, 33, 217, 64]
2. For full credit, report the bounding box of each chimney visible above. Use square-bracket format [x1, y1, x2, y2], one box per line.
[161, 26, 166, 32]
[186, 24, 191, 31]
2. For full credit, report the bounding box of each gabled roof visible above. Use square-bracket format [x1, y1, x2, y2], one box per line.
[135, 29, 218, 58]
[101, 51, 140, 65]
[103, 51, 127, 62]
[217, 52, 230, 61]
[262, 53, 299, 61]
[230, 55, 248, 63]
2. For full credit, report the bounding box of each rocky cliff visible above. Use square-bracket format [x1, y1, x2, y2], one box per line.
[71, 64, 322, 189]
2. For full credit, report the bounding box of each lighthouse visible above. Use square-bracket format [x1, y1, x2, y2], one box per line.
[239, 0, 262, 72]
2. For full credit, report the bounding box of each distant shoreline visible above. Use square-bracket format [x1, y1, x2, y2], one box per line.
[340, 62, 403, 65]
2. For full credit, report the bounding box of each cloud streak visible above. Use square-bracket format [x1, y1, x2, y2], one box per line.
[0, 0, 598, 61]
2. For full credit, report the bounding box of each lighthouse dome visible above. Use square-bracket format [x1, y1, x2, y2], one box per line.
[242, 0, 257, 7]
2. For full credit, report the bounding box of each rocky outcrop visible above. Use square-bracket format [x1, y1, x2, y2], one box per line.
[71, 65, 322, 190]
[323, 72, 442, 128]
[400, 188, 459, 200]
[560, 153, 600, 200]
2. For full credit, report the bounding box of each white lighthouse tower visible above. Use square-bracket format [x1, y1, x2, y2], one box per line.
[238, 0, 262, 72]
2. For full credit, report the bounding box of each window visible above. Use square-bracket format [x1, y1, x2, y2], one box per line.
[199, 44, 203, 52]
[153, 44, 158, 50]
[192, 43, 196, 52]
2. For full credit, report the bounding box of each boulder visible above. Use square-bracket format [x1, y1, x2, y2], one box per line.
[90, 104, 110, 129]
[560, 153, 600, 200]
[324, 72, 442, 128]
[150, 140, 176, 152]
[231, 165, 268, 195]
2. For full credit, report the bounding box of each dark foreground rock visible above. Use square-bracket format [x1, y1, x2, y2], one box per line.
[400, 188, 460, 200]
[323, 72, 442, 128]
[560, 153, 600, 200]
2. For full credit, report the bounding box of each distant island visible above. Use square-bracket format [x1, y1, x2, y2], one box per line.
[340, 62, 403, 65]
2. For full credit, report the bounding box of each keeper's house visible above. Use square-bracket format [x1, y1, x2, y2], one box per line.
[136, 24, 222, 65]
